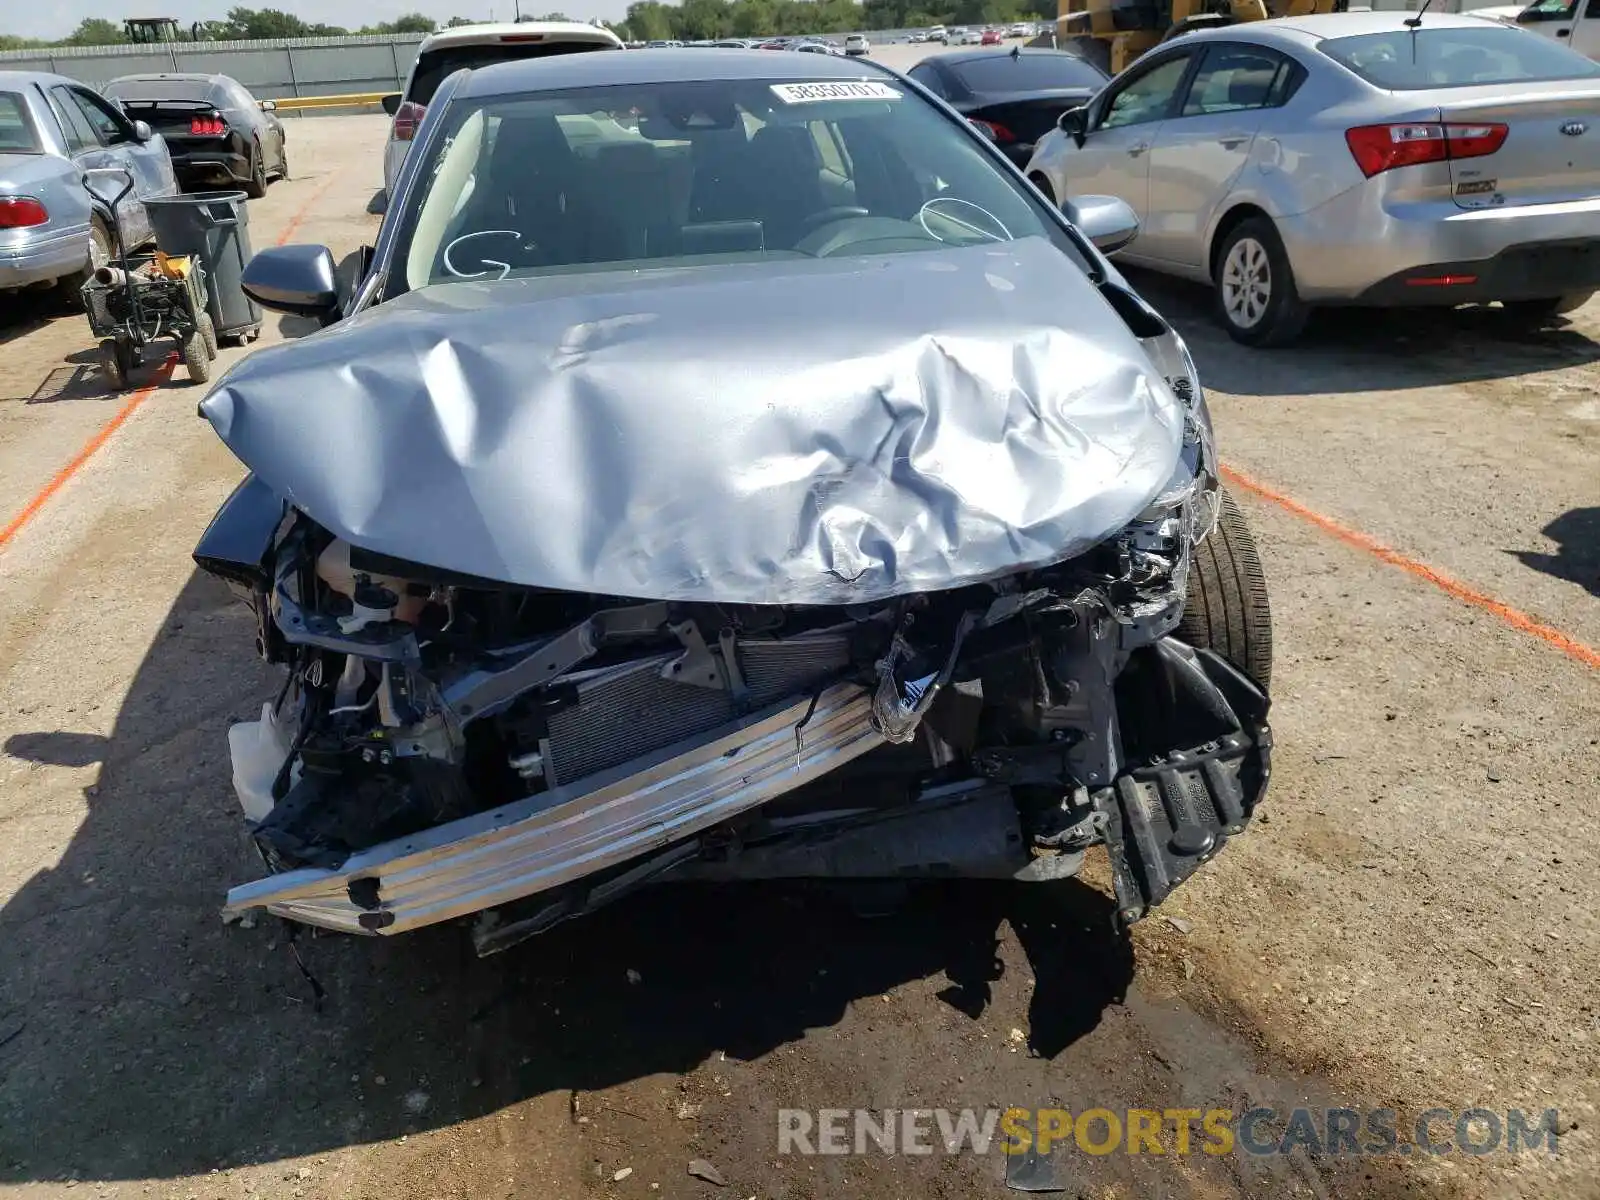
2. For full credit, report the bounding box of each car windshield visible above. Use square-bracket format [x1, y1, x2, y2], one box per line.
[949, 52, 1108, 93]
[1319, 26, 1600, 89]
[0, 92, 40, 153]
[408, 41, 614, 107]
[105, 78, 215, 102]
[392, 77, 1074, 293]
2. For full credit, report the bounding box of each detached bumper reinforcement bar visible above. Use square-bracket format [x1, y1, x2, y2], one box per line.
[223, 683, 884, 934]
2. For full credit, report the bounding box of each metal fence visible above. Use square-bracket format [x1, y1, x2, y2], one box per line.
[0, 34, 429, 113]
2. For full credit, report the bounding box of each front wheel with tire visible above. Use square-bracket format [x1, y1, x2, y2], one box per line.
[244, 143, 268, 199]
[1028, 172, 1057, 206]
[98, 338, 130, 391]
[1175, 490, 1273, 690]
[1213, 217, 1309, 348]
[182, 330, 213, 384]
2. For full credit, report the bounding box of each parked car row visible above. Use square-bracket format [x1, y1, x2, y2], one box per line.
[0, 66, 284, 302]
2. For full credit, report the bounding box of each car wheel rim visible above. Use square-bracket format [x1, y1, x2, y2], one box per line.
[89, 229, 109, 273]
[1222, 237, 1271, 329]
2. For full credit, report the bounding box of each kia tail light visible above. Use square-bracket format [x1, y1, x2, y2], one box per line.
[1345, 122, 1508, 178]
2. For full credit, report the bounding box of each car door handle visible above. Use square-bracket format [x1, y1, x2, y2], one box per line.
[1127, 142, 1150, 157]
[1218, 134, 1250, 149]
[1557, 26, 1571, 35]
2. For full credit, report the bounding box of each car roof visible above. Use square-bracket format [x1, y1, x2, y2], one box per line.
[417, 21, 622, 53]
[458, 46, 887, 97]
[1194, 9, 1509, 47]
[107, 72, 227, 85]
[0, 69, 78, 88]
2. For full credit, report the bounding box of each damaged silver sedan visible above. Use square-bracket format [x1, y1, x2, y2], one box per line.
[194, 49, 1273, 955]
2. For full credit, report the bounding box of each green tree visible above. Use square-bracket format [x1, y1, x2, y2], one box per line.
[385, 13, 437, 32]
[64, 17, 129, 45]
[676, 0, 730, 39]
[623, 0, 675, 40]
[446, 16, 481, 26]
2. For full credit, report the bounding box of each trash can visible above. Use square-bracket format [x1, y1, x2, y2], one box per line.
[144, 191, 263, 346]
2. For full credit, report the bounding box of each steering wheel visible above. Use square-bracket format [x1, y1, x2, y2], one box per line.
[799, 206, 871, 233]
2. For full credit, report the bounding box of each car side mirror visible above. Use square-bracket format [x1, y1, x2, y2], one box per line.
[381, 93, 402, 117]
[242, 244, 341, 319]
[259, 99, 278, 112]
[1065, 194, 1139, 254]
[132, 119, 154, 143]
[1058, 105, 1087, 148]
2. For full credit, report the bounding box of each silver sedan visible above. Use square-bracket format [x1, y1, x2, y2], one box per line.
[0, 70, 177, 302]
[1025, 12, 1600, 345]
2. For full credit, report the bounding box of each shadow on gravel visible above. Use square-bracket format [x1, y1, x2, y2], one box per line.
[1513, 506, 1600, 598]
[0, 568, 1134, 1186]
[0, 294, 60, 342]
[1121, 268, 1600, 395]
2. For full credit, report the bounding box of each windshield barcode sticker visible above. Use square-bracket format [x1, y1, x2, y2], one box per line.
[770, 81, 902, 104]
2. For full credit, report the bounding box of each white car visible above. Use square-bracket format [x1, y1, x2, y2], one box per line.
[382, 22, 622, 197]
[1009, 23, 1031, 37]
[928, 25, 948, 43]
[845, 33, 870, 56]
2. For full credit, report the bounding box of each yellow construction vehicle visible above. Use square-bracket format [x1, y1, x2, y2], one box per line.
[1056, 0, 1349, 75]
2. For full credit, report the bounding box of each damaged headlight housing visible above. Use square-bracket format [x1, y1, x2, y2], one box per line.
[1135, 332, 1219, 536]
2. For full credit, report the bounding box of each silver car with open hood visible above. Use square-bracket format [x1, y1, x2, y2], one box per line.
[194, 49, 1274, 955]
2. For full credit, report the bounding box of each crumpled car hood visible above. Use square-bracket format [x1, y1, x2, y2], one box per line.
[201, 238, 1185, 605]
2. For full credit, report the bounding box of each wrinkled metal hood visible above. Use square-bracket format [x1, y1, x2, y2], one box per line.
[201, 238, 1185, 605]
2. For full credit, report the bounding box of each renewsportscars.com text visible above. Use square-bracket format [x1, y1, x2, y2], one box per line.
[777, 1107, 1562, 1158]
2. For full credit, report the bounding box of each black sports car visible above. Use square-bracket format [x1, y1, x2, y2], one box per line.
[103, 72, 287, 197]
[905, 46, 1109, 167]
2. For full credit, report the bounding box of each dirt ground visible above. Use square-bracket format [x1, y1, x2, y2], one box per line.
[1, 78, 1597, 1200]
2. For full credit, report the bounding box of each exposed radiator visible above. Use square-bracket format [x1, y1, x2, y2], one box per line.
[543, 633, 854, 785]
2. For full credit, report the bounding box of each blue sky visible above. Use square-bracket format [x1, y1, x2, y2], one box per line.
[12, 1, 632, 41]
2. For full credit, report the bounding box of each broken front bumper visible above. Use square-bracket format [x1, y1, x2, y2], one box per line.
[222, 683, 884, 934]
[223, 642, 1271, 941]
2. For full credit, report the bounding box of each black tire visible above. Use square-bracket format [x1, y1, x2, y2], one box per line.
[59, 217, 112, 311]
[1212, 217, 1309, 348]
[1027, 172, 1056, 205]
[1500, 292, 1592, 323]
[182, 329, 212, 384]
[1176, 490, 1273, 691]
[197, 311, 218, 359]
[244, 142, 268, 198]
[277, 141, 290, 180]
[98, 338, 129, 391]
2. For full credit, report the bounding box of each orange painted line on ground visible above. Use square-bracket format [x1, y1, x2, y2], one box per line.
[1221, 463, 1600, 672]
[0, 169, 344, 555]
[277, 170, 342, 246]
[0, 360, 175, 552]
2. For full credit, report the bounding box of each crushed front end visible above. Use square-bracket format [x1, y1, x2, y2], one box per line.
[198, 457, 1269, 955]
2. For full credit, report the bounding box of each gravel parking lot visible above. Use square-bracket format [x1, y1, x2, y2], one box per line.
[0, 47, 1596, 1200]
